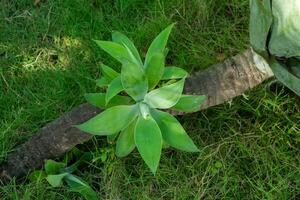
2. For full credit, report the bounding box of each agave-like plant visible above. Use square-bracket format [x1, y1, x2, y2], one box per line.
[250, 0, 300, 95]
[76, 24, 206, 174]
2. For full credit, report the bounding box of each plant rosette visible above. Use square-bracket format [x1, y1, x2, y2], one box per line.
[76, 24, 206, 174]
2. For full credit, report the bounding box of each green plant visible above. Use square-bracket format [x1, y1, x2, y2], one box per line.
[29, 152, 97, 200]
[76, 24, 206, 174]
[250, 0, 300, 96]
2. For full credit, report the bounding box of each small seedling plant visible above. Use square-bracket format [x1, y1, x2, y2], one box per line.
[30, 151, 98, 200]
[77, 24, 206, 174]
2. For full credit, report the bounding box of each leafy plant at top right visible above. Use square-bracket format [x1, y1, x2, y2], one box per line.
[250, 0, 300, 96]
[76, 24, 206, 174]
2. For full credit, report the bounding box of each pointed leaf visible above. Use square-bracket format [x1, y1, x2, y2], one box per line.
[45, 160, 66, 175]
[101, 64, 119, 80]
[145, 53, 165, 89]
[144, 79, 185, 109]
[65, 174, 98, 200]
[94, 40, 129, 63]
[96, 76, 110, 88]
[171, 95, 206, 113]
[106, 76, 123, 105]
[161, 67, 188, 80]
[145, 24, 174, 67]
[134, 115, 162, 174]
[76, 105, 138, 135]
[121, 61, 148, 101]
[151, 109, 199, 152]
[85, 93, 133, 109]
[46, 173, 68, 187]
[116, 120, 136, 157]
[271, 60, 300, 96]
[112, 31, 143, 66]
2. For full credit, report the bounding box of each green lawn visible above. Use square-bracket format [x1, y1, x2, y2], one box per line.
[1, 0, 300, 199]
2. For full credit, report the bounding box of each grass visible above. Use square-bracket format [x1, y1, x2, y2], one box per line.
[0, 0, 299, 199]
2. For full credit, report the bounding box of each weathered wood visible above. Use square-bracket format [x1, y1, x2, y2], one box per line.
[0, 49, 273, 183]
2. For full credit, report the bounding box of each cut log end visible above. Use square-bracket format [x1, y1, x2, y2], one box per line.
[0, 49, 273, 183]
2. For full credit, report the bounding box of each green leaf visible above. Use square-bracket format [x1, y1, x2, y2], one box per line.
[144, 24, 174, 67]
[161, 67, 188, 80]
[116, 120, 136, 157]
[85, 93, 133, 109]
[45, 160, 66, 175]
[269, 0, 300, 57]
[65, 174, 98, 200]
[94, 40, 129, 63]
[171, 95, 206, 113]
[46, 173, 68, 187]
[106, 76, 123, 105]
[270, 60, 300, 96]
[145, 53, 165, 90]
[288, 58, 300, 78]
[134, 115, 162, 174]
[76, 105, 138, 135]
[151, 109, 199, 152]
[249, 0, 272, 55]
[101, 64, 119, 80]
[96, 77, 110, 88]
[112, 31, 143, 67]
[121, 61, 148, 101]
[144, 79, 185, 109]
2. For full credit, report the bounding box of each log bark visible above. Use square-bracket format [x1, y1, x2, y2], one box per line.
[0, 49, 273, 184]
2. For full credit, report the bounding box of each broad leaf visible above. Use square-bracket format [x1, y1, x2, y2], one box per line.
[112, 31, 143, 67]
[249, 0, 272, 55]
[94, 40, 129, 63]
[151, 109, 199, 152]
[65, 174, 98, 200]
[45, 160, 66, 175]
[171, 95, 206, 113]
[76, 105, 138, 135]
[96, 77, 110, 88]
[270, 60, 300, 96]
[144, 79, 185, 109]
[121, 61, 148, 101]
[134, 115, 162, 174]
[116, 120, 136, 157]
[145, 53, 165, 90]
[269, 0, 300, 57]
[106, 76, 124, 105]
[161, 67, 188, 80]
[46, 173, 68, 187]
[85, 93, 133, 109]
[144, 24, 174, 67]
[101, 64, 119, 80]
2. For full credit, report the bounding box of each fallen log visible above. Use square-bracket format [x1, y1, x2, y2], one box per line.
[0, 49, 273, 183]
